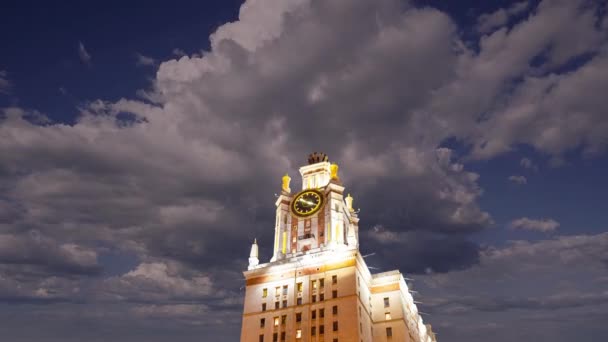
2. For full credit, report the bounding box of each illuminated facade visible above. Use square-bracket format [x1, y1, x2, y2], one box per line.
[241, 153, 437, 342]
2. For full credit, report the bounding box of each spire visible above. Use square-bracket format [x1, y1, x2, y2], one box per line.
[248, 238, 259, 269]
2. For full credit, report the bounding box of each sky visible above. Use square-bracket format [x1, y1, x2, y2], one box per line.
[1, 0, 607, 341]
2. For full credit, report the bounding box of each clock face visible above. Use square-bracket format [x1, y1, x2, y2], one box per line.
[291, 189, 324, 217]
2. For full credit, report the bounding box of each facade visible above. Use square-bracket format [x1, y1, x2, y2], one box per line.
[241, 153, 437, 342]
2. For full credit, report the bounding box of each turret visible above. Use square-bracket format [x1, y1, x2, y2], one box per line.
[248, 239, 259, 269]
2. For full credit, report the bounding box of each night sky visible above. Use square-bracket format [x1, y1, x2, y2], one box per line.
[1, 0, 608, 341]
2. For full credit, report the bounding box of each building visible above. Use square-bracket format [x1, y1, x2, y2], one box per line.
[240, 153, 437, 342]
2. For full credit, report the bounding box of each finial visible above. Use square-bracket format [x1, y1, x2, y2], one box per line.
[330, 163, 339, 180]
[307, 152, 329, 164]
[281, 173, 291, 193]
[345, 193, 354, 212]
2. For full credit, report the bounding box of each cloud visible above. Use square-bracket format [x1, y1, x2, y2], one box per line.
[508, 175, 527, 184]
[509, 217, 559, 232]
[477, 1, 529, 34]
[172, 48, 186, 57]
[416, 232, 608, 340]
[78, 41, 92, 65]
[520, 157, 538, 170]
[0, 70, 11, 94]
[136, 53, 156, 67]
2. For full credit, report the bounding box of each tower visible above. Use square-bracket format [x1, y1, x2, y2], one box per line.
[241, 153, 437, 342]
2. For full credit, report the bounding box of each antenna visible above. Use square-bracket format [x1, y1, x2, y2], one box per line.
[362, 252, 376, 258]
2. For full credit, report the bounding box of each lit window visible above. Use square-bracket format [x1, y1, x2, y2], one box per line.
[385, 312, 391, 320]
[332, 275, 337, 284]
[333, 321, 338, 331]
[275, 287, 280, 297]
[312, 280, 317, 289]
[296, 312, 302, 322]
[384, 297, 390, 308]
[274, 317, 279, 327]
[332, 290, 337, 298]
[297, 282, 303, 293]
[260, 318, 265, 328]
[296, 329, 302, 339]
[386, 327, 392, 338]
[263, 288, 268, 298]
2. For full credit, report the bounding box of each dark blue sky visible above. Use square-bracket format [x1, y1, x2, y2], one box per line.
[1, 0, 607, 341]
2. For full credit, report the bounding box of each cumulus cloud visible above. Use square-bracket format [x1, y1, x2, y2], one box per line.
[508, 175, 527, 184]
[509, 217, 559, 232]
[416, 232, 608, 340]
[477, 1, 529, 34]
[78, 41, 92, 65]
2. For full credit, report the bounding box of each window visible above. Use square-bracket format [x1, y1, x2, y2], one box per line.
[333, 321, 338, 332]
[319, 278, 324, 287]
[332, 290, 337, 298]
[359, 306, 362, 317]
[332, 275, 337, 284]
[263, 288, 268, 298]
[296, 313, 302, 322]
[319, 308, 325, 318]
[319, 325, 325, 335]
[259, 334, 264, 342]
[282, 285, 288, 295]
[332, 305, 338, 315]
[312, 310, 316, 319]
[275, 287, 280, 297]
[281, 315, 286, 325]
[260, 318, 265, 328]
[282, 300, 287, 308]
[333, 339, 338, 342]
[273, 333, 278, 342]
[262, 303, 267, 311]
[386, 327, 393, 338]
[311, 326, 316, 336]
[274, 317, 279, 327]
[281, 332, 285, 341]
[319, 293, 324, 301]
[297, 297, 302, 305]
[312, 295, 317, 303]
[384, 297, 390, 308]
[297, 282, 303, 293]
[385, 312, 391, 320]
[359, 322, 362, 332]
[275, 301, 280, 309]
[312, 280, 317, 289]
[296, 329, 302, 339]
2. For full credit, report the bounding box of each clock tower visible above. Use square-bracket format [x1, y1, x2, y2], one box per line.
[240, 153, 437, 342]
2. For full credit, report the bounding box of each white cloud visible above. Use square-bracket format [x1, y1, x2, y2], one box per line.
[508, 175, 527, 184]
[509, 217, 559, 232]
[136, 53, 156, 67]
[477, 1, 529, 34]
[78, 41, 92, 65]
